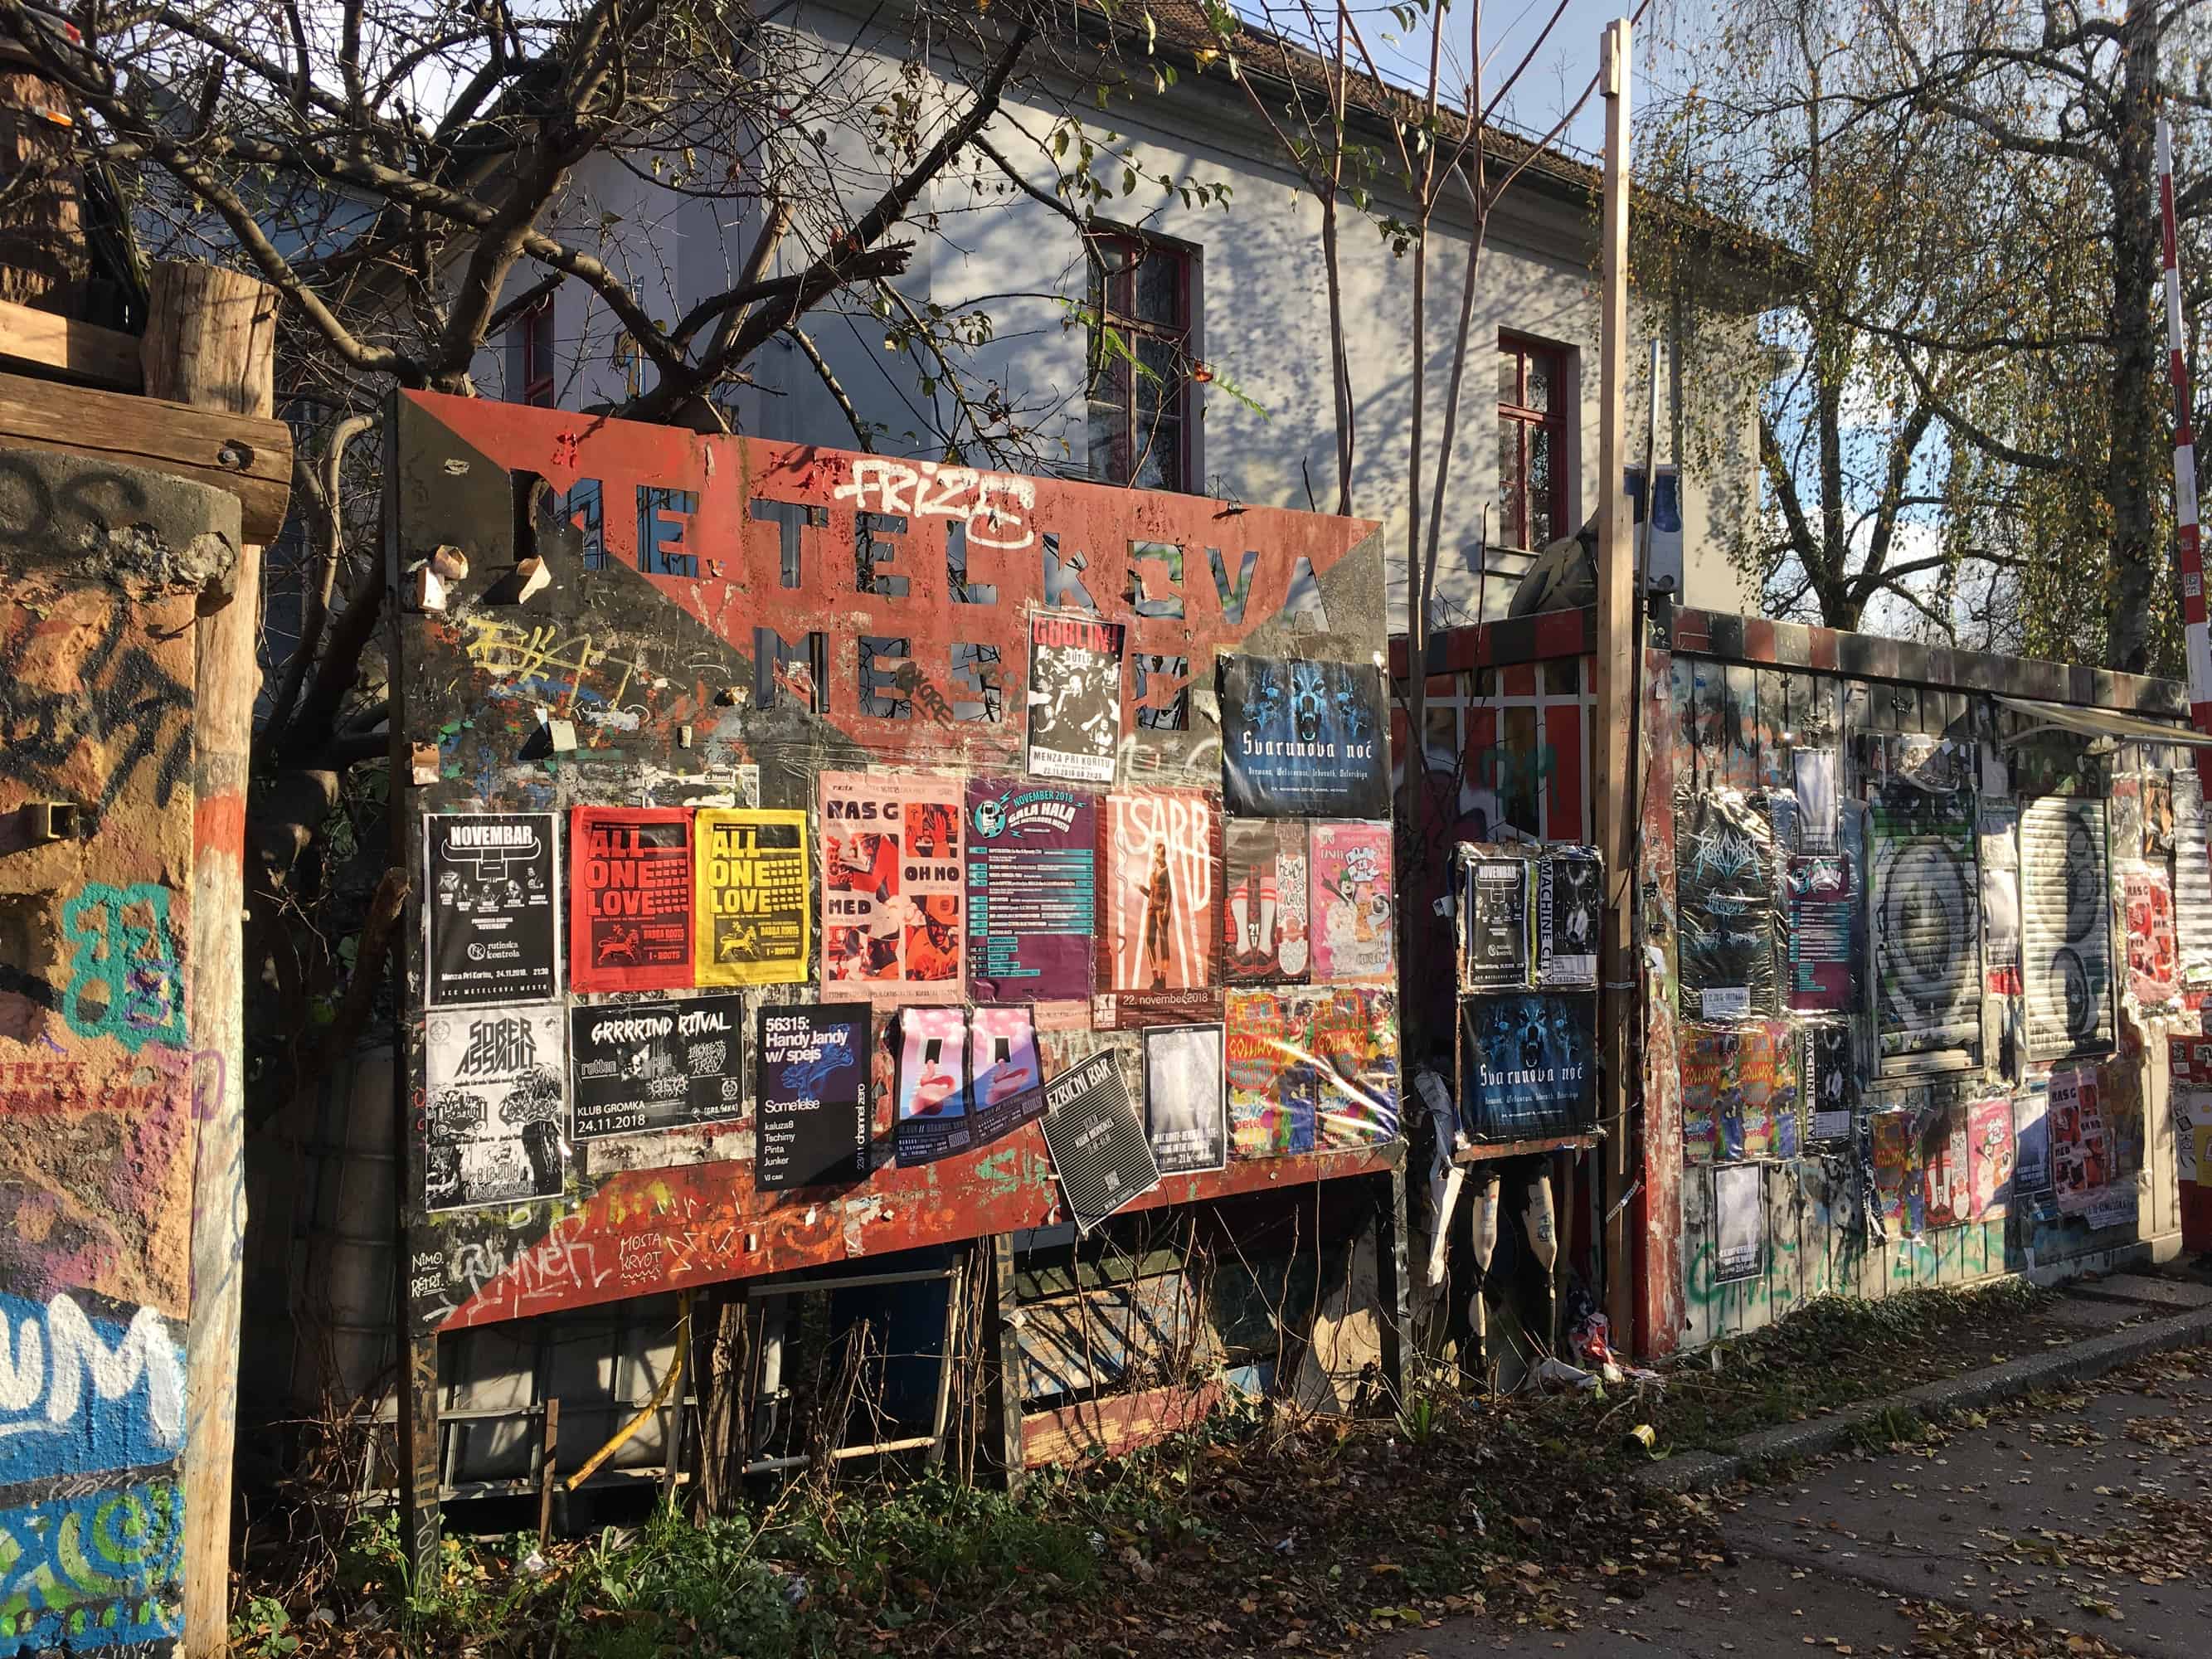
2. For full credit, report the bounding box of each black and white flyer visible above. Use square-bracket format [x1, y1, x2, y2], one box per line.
[424, 1002, 567, 1213]
[756, 1004, 871, 1190]
[425, 812, 560, 1005]
[569, 993, 746, 1140]
[1025, 611, 1125, 783]
[1038, 1051, 1160, 1230]
[1460, 851, 1532, 990]
[1533, 848, 1602, 990]
[1142, 1023, 1227, 1174]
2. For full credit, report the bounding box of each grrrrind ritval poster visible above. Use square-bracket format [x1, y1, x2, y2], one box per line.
[1025, 611, 1125, 783]
[820, 772, 965, 1005]
[695, 809, 809, 985]
[571, 808, 694, 993]
[1097, 788, 1222, 1028]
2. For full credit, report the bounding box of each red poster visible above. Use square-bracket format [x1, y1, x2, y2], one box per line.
[1097, 788, 1221, 1028]
[819, 771, 965, 1005]
[571, 808, 695, 991]
[2126, 868, 2179, 1006]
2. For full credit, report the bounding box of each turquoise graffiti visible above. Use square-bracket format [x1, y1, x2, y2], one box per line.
[59, 884, 186, 1053]
[0, 1480, 182, 1654]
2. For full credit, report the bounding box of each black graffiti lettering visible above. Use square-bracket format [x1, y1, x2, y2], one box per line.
[0, 603, 192, 815]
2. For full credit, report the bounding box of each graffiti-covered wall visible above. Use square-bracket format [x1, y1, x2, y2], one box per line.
[0, 451, 239, 1652]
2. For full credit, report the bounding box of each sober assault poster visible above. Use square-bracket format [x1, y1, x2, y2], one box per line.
[755, 1004, 870, 1190]
[425, 812, 560, 1005]
[1098, 787, 1221, 1027]
[569, 994, 746, 1140]
[1026, 611, 1125, 783]
[424, 1002, 567, 1213]
[696, 809, 809, 985]
[1223, 820, 1309, 984]
[571, 808, 694, 992]
[1218, 655, 1390, 819]
[965, 777, 1096, 1004]
[820, 772, 964, 1004]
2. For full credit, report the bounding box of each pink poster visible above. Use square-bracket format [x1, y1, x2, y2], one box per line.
[1966, 1096, 2015, 1220]
[820, 771, 965, 1005]
[1309, 821, 1394, 983]
[2125, 868, 2179, 1006]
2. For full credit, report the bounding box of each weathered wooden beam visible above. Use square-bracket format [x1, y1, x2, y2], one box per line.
[0, 296, 141, 389]
[0, 362, 291, 541]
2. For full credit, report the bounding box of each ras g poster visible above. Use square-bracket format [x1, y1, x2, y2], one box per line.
[1310, 821, 1394, 982]
[756, 1005, 870, 1190]
[425, 812, 559, 1006]
[894, 1006, 971, 1166]
[569, 993, 746, 1140]
[425, 1003, 567, 1213]
[1534, 848, 1602, 990]
[1026, 611, 1125, 783]
[695, 810, 809, 986]
[1038, 1050, 1160, 1230]
[2124, 867, 2180, 1006]
[1459, 849, 1532, 990]
[1223, 820, 1310, 984]
[1458, 994, 1596, 1141]
[965, 778, 1097, 1005]
[1143, 1023, 1227, 1174]
[821, 772, 965, 1005]
[2050, 1065, 2112, 1212]
[1098, 788, 1221, 1027]
[1218, 654, 1390, 819]
[571, 808, 694, 992]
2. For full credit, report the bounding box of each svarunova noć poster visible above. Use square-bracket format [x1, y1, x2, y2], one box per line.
[571, 808, 694, 992]
[425, 1002, 567, 1213]
[1218, 655, 1390, 819]
[1098, 788, 1221, 1027]
[820, 772, 965, 1004]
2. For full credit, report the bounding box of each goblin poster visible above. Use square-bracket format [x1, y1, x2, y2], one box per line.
[571, 808, 695, 993]
[1025, 611, 1125, 783]
[1218, 655, 1389, 819]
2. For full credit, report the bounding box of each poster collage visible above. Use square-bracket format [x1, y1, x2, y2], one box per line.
[1669, 691, 2210, 1283]
[419, 618, 1401, 1228]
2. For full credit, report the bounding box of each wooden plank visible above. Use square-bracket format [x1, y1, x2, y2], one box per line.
[1021, 1380, 1225, 1467]
[987, 1233, 1026, 1491]
[0, 362, 292, 541]
[0, 297, 142, 389]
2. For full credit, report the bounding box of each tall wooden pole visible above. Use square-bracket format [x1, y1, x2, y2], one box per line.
[142, 260, 280, 1658]
[1592, 18, 1637, 1349]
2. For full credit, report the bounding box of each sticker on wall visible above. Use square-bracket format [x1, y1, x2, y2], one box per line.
[965, 777, 1097, 1004]
[1025, 611, 1125, 783]
[1097, 787, 1222, 1027]
[1223, 819, 1310, 983]
[1217, 654, 1390, 819]
[425, 812, 560, 1005]
[570, 993, 746, 1140]
[968, 1005, 1047, 1146]
[1714, 1161, 1762, 1282]
[1868, 784, 1981, 1070]
[695, 809, 809, 985]
[1966, 1095, 2015, 1220]
[2171, 769, 2212, 987]
[2124, 866, 2180, 1007]
[820, 772, 965, 1004]
[1458, 849, 1532, 991]
[1458, 993, 1596, 1142]
[571, 808, 695, 993]
[756, 1004, 871, 1190]
[1038, 1049, 1161, 1230]
[1532, 847, 1602, 990]
[1675, 787, 1778, 1022]
[1310, 820, 1394, 983]
[1143, 1023, 1228, 1175]
[2021, 798, 2114, 1058]
[893, 1005, 971, 1166]
[425, 1002, 567, 1213]
[1784, 854, 1853, 1012]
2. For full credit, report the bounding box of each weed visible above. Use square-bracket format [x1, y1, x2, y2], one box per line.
[230, 1596, 300, 1657]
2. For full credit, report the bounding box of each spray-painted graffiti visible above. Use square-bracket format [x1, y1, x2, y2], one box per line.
[831, 458, 1038, 551]
[0, 607, 192, 816]
[0, 1479, 183, 1654]
[57, 887, 186, 1053]
[0, 1293, 186, 1479]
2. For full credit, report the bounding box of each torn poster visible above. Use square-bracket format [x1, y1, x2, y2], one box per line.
[1458, 849, 1532, 991]
[2012, 1082, 2052, 1194]
[1217, 654, 1390, 819]
[893, 1006, 971, 1166]
[1143, 1023, 1228, 1174]
[1868, 783, 1981, 1071]
[2179, 1089, 2212, 1183]
[820, 771, 965, 1004]
[965, 777, 1097, 1004]
[1309, 820, 1394, 983]
[1223, 819, 1310, 984]
[425, 1002, 567, 1214]
[1982, 864, 2022, 996]
[1459, 993, 1596, 1142]
[2144, 771, 2176, 858]
[1966, 1095, 2015, 1220]
[570, 808, 694, 993]
[1785, 854, 1854, 1013]
[756, 1004, 870, 1191]
[1714, 1161, 1762, 1282]
[570, 993, 746, 1141]
[425, 812, 560, 1006]
[1025, 611, 1125, 784]
[2050, 1065, 2112, 1213]
[695, 809, 809, 986]
[968, 1005, 1046, 1146]
[1533, 847, 1602, 990]
[2124, 867, 2179, 1006]
[1675, 787, 1778, 1022]
[1038, 1049, 1161, 1230]
[2020, 797, 2113, 1058]
[1097, 787, 1221, 1027]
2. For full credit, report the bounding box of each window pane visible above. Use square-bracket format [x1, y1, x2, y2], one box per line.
[1528, 424, 1556, 547]
[1525, 352, 1553, 413]
[1499, 421, 1524, 546]
[1135, 336, 1178, 414]
[1088, 397, 1128, 484]
[1498, 346, 1519, 406]
[1544, 658, 1582, 697]
[1134, 420, 1181, 491]
[1135, 248, 1182, 326]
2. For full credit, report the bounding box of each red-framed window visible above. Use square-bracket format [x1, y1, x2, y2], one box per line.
[515, 297, 557, 407]
[1085, 231, 1194, 491]
[1499, 333, 1568, 550]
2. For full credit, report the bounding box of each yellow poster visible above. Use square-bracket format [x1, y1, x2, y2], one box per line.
[694, 809, 809, 985]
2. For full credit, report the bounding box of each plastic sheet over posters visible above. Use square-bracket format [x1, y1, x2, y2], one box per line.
[964, 778, 1096, 1005]
[425, 812, 559, 1005]
[1038, 1051, 1160, 1230]
[1458, 848, 1532, 991]
[570, 993, 745, 1140]
[1869, 1108, 1923, 1234]
[821, 772, 964, 1004]
[1310, 820, 1394, 982]
[1099, 788, 1221, 1027]
[1024, 612, 1124, 784]
[1217, 654, 1390, 819]
[1533, 847, 1602, 990]
[1677, 1023, 1798, 1161]
[2171, 768, 2212, 987]
[425, 1002, 567, 1213]
[1459, 993, 1596, 1141]
[894, 1006, 971, 1165]
[1223, 820, 1310, 983]
[1143, 1024, 1227, 1174]
[756, 1005, 870, 1191]
[1675, 788, 1779, 1022]
[2050, 1065, 2112, 1213]
[695, 810, 809, 986]
[571, 808, 694, 992]
[2021, 799, 2114, 1058]
[1223, 987, 1399, 1156]
[2124, 867, 2179, 1006]
[1868, 785, 1981, 1071]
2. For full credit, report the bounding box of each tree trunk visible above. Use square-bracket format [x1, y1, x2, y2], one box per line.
[2103, 0, 2163, 673]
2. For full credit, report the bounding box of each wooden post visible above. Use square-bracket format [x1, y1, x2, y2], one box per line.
[984, 1233, 1027, 1488]
[537, 1399, 562, 1546]
[142, 260, 280, 1659]
[1592, 18, 1639, 1351]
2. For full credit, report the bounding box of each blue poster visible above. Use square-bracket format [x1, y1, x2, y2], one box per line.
[1218, 655, 1390, 819]
[1458, 993, 1597, 1141]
